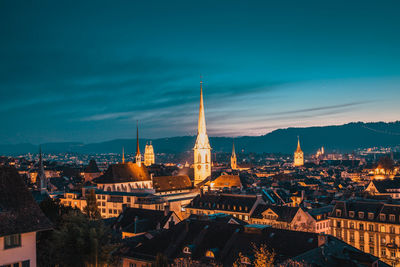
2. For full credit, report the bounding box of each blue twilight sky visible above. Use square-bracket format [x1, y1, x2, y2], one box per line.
[1, 0, 400, 144]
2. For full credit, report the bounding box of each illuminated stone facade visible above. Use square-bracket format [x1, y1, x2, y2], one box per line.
[144, 141, 155, 166]
[294, 137, 304, 167]
[231, 141, 237, 170]
[193, 81, 211, 186]
[330, 200, 400, 266]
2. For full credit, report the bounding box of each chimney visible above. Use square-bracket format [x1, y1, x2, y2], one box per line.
[134, 216, 138, 233]
[164, 204, 170, 216]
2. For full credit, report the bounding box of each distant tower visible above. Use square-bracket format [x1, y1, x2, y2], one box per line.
[321, 146, 325, 155]
[122, 147, 125, 164]
[294, 136, 304, 167]
[193, 79, 211, 186]
[37, 147, 47, 194]
[144, 141, 155, 166]
[135, 122, 142, 167]
[231, 140, 237, 170]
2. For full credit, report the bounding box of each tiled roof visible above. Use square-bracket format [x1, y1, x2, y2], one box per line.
[94, 162, 150, 184]
[121, 217, 328, 265]
[152, 175, 192, 192]
[84, 159, 100, 173]
[371, 178, 400, 193]
[188, 193, 260, 213]
[113, 208, 176, 234]
[207, 175, 242, 188]
[251, 204, 299, 223]
[0, 166, 52, 237]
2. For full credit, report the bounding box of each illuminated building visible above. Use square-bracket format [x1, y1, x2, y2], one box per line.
[294, 136, 304, 167]
[231, 141, 237, 170]
[330, 200, 400, 266]
[193, 80, 211, 186]
[144, 141, 155, 166]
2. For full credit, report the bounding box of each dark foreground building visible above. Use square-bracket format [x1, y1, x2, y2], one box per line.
[119, 213, 388, 267]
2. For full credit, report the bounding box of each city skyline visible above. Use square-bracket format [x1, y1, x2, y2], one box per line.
[1, 0, 400, 144]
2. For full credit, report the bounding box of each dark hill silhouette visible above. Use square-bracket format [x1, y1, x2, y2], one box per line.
[1, 121, 400, 155]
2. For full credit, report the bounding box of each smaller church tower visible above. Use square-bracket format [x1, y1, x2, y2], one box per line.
[135, 122, 142, 167]
[231, 140, 237, 170]
[37, 147, 47, 194]
[294, 136, 304, 167]
[144, 141, 155, 166]
[121, 147, 125, 164]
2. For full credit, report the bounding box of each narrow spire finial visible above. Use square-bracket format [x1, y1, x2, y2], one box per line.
[136, 120, 140, 156]
[122, 146, 125, 164]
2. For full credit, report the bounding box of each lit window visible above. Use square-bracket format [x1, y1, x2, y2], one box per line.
[380, 214, 386, 221]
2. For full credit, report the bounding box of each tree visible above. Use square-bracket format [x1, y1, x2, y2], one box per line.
[378, 156, 395, 175]
[38, 198, 116, 267]
[84, 189, 101, 220]
[52, 211, 115, 267]
[233, 243, 275, 267]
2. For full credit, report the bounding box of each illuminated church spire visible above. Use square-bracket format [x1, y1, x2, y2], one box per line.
[294, 136, 304, 167]
[122, 146, 125, 164]
[231, 140, 237, 170]
[194, 79, 211, 186]
[135, 121, 142, 167]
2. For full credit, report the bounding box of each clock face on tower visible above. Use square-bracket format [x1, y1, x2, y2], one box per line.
[197, 165, 201, 170]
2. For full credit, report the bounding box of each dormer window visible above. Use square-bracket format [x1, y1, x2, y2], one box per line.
[336, 209, 342, 217]
[380, 214, 386, 221]
[349, 211, 355, 218]
[205, 250, 215, 258]
[183, 246, 192, 254]
[368, 213, 374, 220]
[358, 212, 364, 219]
[389, 214, 395, 222]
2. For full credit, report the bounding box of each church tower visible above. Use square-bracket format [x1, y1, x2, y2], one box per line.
[193, 80, 211, 186]
[144, 141, 155, 166]
[135, 122, 142, 167]
[231, 140, 237, 170]
[294, 136, 304, 167]
[37, 147, 47, 194]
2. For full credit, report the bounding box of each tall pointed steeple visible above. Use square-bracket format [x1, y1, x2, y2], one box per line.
[294, 136, 304, 167]
[193, 78, 212, 186]
[231, 139, 237, 170]
[122, 146, 125, 164]
[194, 79, 211, 149]
[135, 121, 141, 166]
[296, 136, 303, 153]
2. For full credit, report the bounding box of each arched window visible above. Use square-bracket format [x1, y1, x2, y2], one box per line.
[198, 154, 201, 163]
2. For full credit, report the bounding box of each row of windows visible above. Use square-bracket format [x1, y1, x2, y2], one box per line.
[316, 221, 330, 230]
[337, 209, 397, 222]
[100, 208, 122, 215]
[0, 260, 30, 267]
[196, 202, 249, 212]
[335, 220, 397, 233]
[188, 210, 249, 221]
